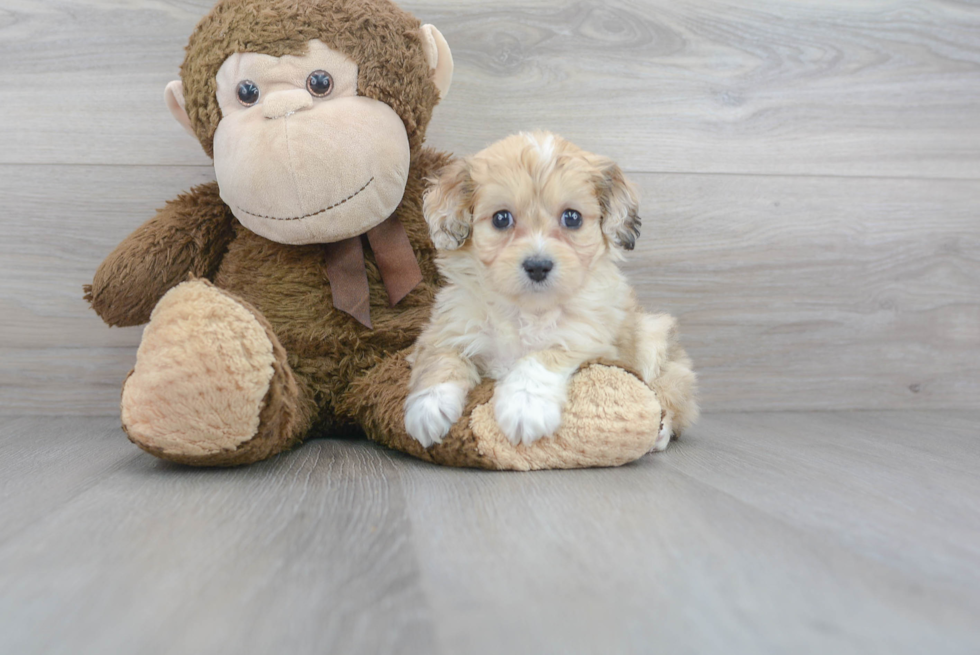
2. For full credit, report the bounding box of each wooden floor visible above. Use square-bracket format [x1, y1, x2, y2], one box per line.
[1, 412, 978, 654]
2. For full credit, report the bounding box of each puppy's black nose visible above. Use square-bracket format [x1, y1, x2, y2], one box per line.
[522, 257, 554, 282]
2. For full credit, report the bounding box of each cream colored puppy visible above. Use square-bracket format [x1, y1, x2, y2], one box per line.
[405, 132, 698, 449]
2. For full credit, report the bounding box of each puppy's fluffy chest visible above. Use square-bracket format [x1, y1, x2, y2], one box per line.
[439, 270, 631, 380]
[474, 306, 566, 379]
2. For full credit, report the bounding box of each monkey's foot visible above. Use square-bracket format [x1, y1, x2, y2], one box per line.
[347, 354, 662, 471]
[465, 362, 662, 470]
[121, 279, 305, 466]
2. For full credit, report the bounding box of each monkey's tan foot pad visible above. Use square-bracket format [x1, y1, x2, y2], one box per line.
[465, 363, 662, 471]
[345, 353, 659, 471]
[121, 279, 300, 466]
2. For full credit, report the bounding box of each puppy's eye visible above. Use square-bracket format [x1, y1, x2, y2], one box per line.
[561, 209, 582, 229]
[237, 80, 260, 106]
[492, 210, 514, 230]
[307, 70, 333, 97]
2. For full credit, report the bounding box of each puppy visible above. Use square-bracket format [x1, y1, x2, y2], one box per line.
[405, 132, 698, 450]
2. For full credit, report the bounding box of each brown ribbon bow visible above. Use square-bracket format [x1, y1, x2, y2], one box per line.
[322, 214, 423, 329]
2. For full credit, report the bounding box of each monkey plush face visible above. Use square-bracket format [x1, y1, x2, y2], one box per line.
[163, 0, 453, 246]
[211, 40, 410, 244]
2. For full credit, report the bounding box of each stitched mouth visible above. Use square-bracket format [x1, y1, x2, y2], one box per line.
[236, 177, 374, 221]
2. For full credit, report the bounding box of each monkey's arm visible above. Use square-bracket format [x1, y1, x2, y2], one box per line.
[84, 181, 236, 327]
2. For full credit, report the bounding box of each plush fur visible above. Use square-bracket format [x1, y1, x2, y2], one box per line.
[121, 279, 277, 457]
[407, 132, 698, 449]
[86, 0, 674, 469]
[340, 352, 665, 471]
[87, 0, 447, 466]
[179, 0, 441, 158]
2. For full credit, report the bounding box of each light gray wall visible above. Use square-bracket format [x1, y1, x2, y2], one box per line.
[2, 0, 978, 414]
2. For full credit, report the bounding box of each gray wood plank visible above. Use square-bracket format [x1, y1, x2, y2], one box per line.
[0, 416, 138, 544]
[623, 172, 980, 412]
[0, 0, 214, 168]
[1, 412, 979, 654]
[423, 0, 980, 179]
[4, 164, 978, 413]
[662, 411, 980, 593]
[2, 0, 979, 178]
[393, 410, 980, 655]
[0, 347, 136, 415]
[0, 163, 211, 348]
[0, 422, 438, 655]
[0, 162, 209, 413]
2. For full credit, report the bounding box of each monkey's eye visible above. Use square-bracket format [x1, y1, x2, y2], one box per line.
[307, 70, 333, 97]
[560, 209, 582, 229]
[236, 80, 259, 106]
[492, 210, 514, 230]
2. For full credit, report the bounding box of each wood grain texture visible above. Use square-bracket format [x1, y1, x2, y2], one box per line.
[665, 411, 980, 593]
[0, 164, 213, 349]
[399, 411, 980, 654]
[422, 0, 980, 178]
[0, 416, 439, 655]
[1, 0, 979, 413]
[4, 164, 978, 413]
[1, 0, 979, 177]
[0, 0, 215, 167]
[1, 412, 978, 654]
[624, 172, 980, 411]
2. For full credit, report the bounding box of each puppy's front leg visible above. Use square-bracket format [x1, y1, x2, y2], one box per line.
[494, 351, 579, 446]
[405, 346, 479, 448]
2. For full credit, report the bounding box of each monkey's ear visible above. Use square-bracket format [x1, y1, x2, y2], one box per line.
[593, 156, 641, 251]
[164, 80, 196, 138]
[420, 25, 453, 99]
[423, 159, 473, 250]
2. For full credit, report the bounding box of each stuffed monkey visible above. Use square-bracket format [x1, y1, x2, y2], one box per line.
[85, 0, 665, 470]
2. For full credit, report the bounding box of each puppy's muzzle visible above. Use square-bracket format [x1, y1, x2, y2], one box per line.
[522, 257, 554, 283]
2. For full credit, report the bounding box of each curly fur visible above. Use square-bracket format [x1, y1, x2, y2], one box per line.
[407, 132, 698, 449]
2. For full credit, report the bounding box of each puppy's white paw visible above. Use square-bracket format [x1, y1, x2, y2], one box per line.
[494, 360, 568, 446]
[651, 412, 673, 452]
[404, 382, 467, 448]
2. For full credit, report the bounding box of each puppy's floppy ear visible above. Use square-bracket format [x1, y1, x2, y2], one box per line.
[423, 158, 474, 250]
[592, 156, 641, 251]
